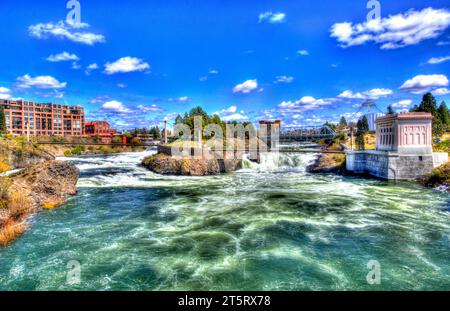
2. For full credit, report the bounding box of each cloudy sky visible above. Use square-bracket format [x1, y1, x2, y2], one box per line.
[0, 0, 449, 130]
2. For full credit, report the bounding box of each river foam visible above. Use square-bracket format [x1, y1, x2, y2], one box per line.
[1, 150, 449, 290]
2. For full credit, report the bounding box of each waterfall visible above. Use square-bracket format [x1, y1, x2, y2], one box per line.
[242, 152, 318, 173]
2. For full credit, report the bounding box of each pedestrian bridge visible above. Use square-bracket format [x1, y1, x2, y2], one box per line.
[279, 125, 337, 142]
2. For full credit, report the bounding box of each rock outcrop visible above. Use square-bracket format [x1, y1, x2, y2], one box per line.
[307, 153, 346, 174]
[142, 153, 242, 176]
[10, 160, 79, 207]
[1, 160, 79, 246]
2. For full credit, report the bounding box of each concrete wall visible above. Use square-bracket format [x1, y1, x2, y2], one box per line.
[433, 152, 448, 168]
[346, 150, 445, 180]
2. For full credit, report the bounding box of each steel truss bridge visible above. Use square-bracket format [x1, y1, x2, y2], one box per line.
[279, 125, 337, 142]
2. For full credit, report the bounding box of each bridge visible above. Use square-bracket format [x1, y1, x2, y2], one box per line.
[279, 125, 337, 142]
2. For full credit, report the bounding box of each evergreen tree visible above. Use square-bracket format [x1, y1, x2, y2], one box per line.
[416, 92, 438, 115]
[355, 119, 366, 150]
[360, 116, 369, 133]
[0, 107, 6, 136]
[438, 101, 450, 126]
[355, 133, 365, 150]
[339, 116, 347, 128]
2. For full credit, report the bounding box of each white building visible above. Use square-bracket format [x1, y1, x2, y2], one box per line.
[363, 112, 385, 131]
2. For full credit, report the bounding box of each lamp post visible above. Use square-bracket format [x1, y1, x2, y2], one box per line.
[164, 118, 168, 145]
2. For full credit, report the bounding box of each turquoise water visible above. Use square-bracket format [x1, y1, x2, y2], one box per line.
[0, 150, 449, 290]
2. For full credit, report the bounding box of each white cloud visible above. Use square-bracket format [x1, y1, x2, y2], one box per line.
[16, 74, 67, 89]
[297, 50, 309, 56]
[437, 40, 450, 46]
[222, 113, 249, 121]
[274, 75, 294, 84]
[278, 96, 334, 113]
[391, 99, 413, 108]
[168, 96, 192, 102]
[71, 62, 81, 70]
[85, 63, 99, 75]
[258, 12, 286, 24]
[90, 95, 110, 104]
[434, 88, 450, 95]
[104, 57, 150, 75]
[232, 79, 258, 94]
[214, 105, 249, 121]
[0, 87, 11, 100]
[330, 7, 450, 49]
[102, 100, 132, 114]
[29, 21, 105, 45]
[400, 74, 449, 94]
[46, 52, 79, 62]
[338, 88, 393, 100]
[117, 83, 127, 88]
[427, 55, 450, 65]
[208, 69, 219, 74]
[339, 112, 364, 123]
[137, 104, 163, 112]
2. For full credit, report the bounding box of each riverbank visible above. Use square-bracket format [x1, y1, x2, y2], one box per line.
[418, 162, 450, 192]
[1, 150, 449, 290]
[0, 161, 79, 246]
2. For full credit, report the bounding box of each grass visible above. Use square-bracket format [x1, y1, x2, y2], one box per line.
[0, 176, 33, 246]
[419, 162, 450, 189]
[0, 218, 27, 247]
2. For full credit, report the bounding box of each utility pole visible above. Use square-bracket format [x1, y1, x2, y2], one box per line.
[164, 118, 168, 145]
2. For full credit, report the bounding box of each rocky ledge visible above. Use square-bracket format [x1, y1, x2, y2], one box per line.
[1, 160, 79, 246]
[142, 153, 242, 176]
[307, 153, 346, 174]
[10, 160, 80, 207]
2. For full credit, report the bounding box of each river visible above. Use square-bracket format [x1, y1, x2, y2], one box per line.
[0, 149, 449, 290]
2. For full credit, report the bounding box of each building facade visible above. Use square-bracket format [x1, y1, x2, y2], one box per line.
[85, 121, 116, 143]
[346, 112, 448, 180]
[0, 99, 84, 136]
[375, 112, 433, 154]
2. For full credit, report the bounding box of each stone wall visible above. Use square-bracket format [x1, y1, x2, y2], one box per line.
[346, 150, 447, 180]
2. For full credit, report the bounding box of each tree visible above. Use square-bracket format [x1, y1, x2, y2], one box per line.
[324, 121, 336, 132]
[387, 105, 395, 114]
[359, 116, 369, 133]
[0, 107, 6, 136]
[438, 101, 450, 127]
[339, 116, 347, 128]
[411, 92, 438, 115]
[433, 117, 445, 137]
[411, 93, 444, 136]
[355, 133, 365, 150]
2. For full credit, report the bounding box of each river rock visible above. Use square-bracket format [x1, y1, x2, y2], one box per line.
[142, 153, 242, 176]
[10, 161, 79, 207]
[307, 153, 346, 174]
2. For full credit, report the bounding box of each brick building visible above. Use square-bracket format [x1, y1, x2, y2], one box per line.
[0, 99, 84, 136]
[85, 121, 116, 143]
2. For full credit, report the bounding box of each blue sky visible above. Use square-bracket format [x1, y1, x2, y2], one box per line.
[0, 0, 449, 130]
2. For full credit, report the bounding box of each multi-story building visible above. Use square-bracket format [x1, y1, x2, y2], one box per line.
[85, 121, 116, 143]
[0, 99, 85, 136]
